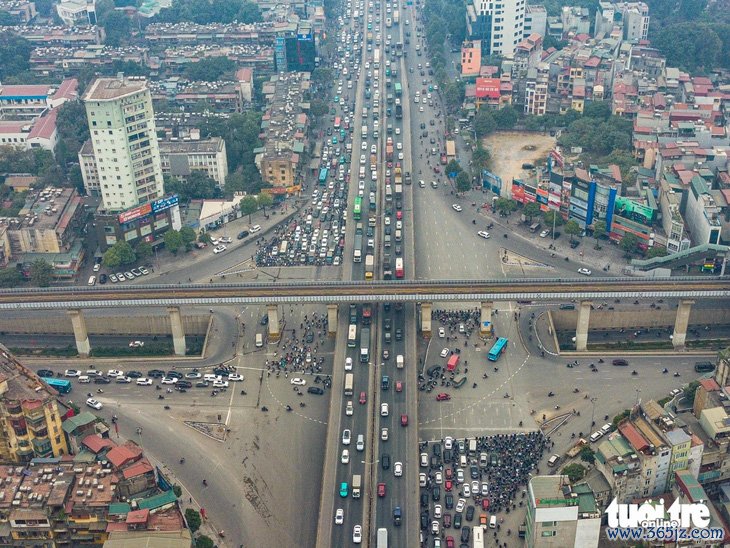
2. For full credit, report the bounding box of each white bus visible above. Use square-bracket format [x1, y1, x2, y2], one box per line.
[344, 373, 354, 396]
[348, 324, 357, 347]
[473, 526, 484, 548]
[279, 241, 288, 255]
[376, 528, 388, 548]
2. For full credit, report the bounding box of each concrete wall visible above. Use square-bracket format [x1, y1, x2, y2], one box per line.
[0, 312, 210, 336]
[551, 307, 730, 332]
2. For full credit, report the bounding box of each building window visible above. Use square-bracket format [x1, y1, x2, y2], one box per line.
[541, 531, 556, 537]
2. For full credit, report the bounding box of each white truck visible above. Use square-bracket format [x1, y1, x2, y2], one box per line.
[352, 474, 362, 498]
[365, 254, 374, 279]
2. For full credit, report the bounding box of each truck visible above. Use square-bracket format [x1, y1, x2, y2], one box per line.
[361, 125, 368, 139]
[352, 474, 362, 498]
[370, 154, 377, 170]
[360, 327, 370, 363]
[349, 304, 358, 324]
[365, 254, 374, 279]
[394, 82, 402, 97]
[376, 528, 388, 548]
[566, 438, 588, 458]
[395, 103, 402, 119]
[353, 233, 363, 262]
[394, 166, 402, 185]
[386, 143, 393, 161]
[469, 438, 477, 454]
[373, 48, 381, 68]
[395, 184, 403, 199]
[393, 10, 399, 24]
[383, 254, 392, 279]
[367, 31, 373, 44]
[362, 303, 372, 325]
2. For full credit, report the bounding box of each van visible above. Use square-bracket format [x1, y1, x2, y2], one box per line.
[255, 333, 263, 347]
[489, 515, 497, 529]
[529, 222, 541, 233]
[78, 376, 90, 383]
[547, 454, 560, 467]
[459, 455, 467, 468]
[601, 423, 612, 435]
[396, 354, 404, 369]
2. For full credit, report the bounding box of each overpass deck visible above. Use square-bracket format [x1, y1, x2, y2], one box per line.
[0, 277, 728, 309]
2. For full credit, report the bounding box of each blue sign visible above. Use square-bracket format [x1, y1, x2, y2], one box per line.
[151, 195, 179, 213]
[297, 33, 313, 41]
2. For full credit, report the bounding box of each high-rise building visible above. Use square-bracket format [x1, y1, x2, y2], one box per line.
[466, 0, 526, 57]
[82, 76, 164, 212]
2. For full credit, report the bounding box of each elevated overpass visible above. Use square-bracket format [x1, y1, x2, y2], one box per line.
[1, 276, 727, 355]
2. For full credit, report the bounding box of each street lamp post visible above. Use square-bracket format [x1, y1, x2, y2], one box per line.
[590, 397, 597, 431]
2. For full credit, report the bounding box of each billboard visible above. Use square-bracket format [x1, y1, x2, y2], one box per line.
[614, 196, 655, 225]
[151, 195, 179, 214]
[475, 78, 501, 99]
[118, 203, 152, 224]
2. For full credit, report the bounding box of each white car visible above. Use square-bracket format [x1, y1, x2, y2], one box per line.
[438, 327, 445, 338]
[107, 369, 124, 378]
[86, 398, 103, 410]
[381, 427, 389, 441]
[249, 225, 261, 233]
[341, 449, 350, 464]
[477, 231, 490, 239]
[435, 471, 442, 484]
[394, 461, 403, 477]
[381, 402, 389, 416]
[440, 348, 450, 358]
[353, 524, 362, 544]
[213, 379, 229, 388]
[540, 229, 550, 238]
[136, 378, 153, 386]
[290, 377, 307, 386]
[464, 483, 471, 497]
[345, 357, 353, 371]
[444, 436, 453, 449]
[434, 504, 442, 518]
[578, 268, 592, 276]
[213, 245, 226, 254]
[419, 179, 426, 188]
[160, 377, 178, 385]
[431, 520, 439, 535]
[346, 400, 354, 416]
[185, 372, 202, 379]
[64, 369, 80, 377]
[116, 376, 132, 384]
[335, 508, 344, 525]
[456, 497, 466, 513]
[452, 204, 463, 212]
[228, 374, 244, 381]
[342, 429, 351, 445]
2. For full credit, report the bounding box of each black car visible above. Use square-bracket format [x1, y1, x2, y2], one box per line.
[453, 512, 462, 529]
[432, 485, 441, 501]
[94, 376, 111, 384]
[213, 368, 230, 377]
[99, 274, 108, 284]
[466, 506, 474, 522]
[384, 318, 392, 331]
[461, 526, 470, 543]
[381, 454, 390, 470]
[237, 230, 250, 239]
[127, 371, 143, 378]
[305, 331, 314, 343]
[395, 328, 402, 341]
[421, 511, 429, 529]
[570, 239, 580, 248]
[443, 449, 452, 463]
[37, 369, 54, 377]
[470, 465, 479, 479]
[445, 493, 454, 509]
[148, 369, 165, 378]
[432, 443, 441, 457]
[384, 302, 391, 312]
[177, 380, 192, 389]
[166, 371, 183, 379]
[260, 315, 269, 326]
[307, 386, 324, 395]
[196, 381, 210, 388]
[420, 493, 429, 508]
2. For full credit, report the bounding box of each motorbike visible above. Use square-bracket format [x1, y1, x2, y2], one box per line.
[164, 405, 170, 410]
[472, 219, 476, 224]
[548, 391, 554, 397]
[573, 388, 579, 393]
[663, 368, 668, 374]
[503, 234, 508, 238]
[632, 370, 638, 376]
[674, 372, 681, 377]
[598, 358, 604, 363]
[180, 458, 185, 464]
[158, 395, 165, 400]
[286, 405, 293, 412]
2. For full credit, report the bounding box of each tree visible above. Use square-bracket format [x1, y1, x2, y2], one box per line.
[612, 409, 630, 428]
[579, 446, 595, 464]
[0, 267, 22, 288]
[522, 202, 541, 221]
[564, 220, 581, 243]
[471, 146, 491, 172]
[224, 170, 246, 196]
[257, 193, 274, 215]
[653, 23, 722, 72]
[543, 210, 564, 228]
[184, 508, 202, 533]
[102, 241, 135, 268]
[135, 241, 153, 261]
[30, 259, 53, 287]
[442, 80, 466, 113]
[195, 536, 215, 548]
[164, 172, 219, 201]
[180, 226, 197, 250]
[102, 11, 132, 47]
[592, 220, 607, 249]
[562, 463, 587, 482]
[184, 57, 236, 82]
[620, 233, 640, 257]
[310, 99, 329, 120]
[684, 381, 700, 405]
[455, 171, 471, 193]
[445, 159, 462, 177]
[239, 195, 258, 223]
[583, 101, 612, 121]
[172, 484, 182, 497]
[492, 106, 518, 130]
[102, 247, 122, 269]
[164, 229, 184, 254]
[494, 198, 517, 216]
[0, 10, 16, 26]
[473, 109, 497, 138]
[646, 246, 668, 259]
[0, 34, 32, 80]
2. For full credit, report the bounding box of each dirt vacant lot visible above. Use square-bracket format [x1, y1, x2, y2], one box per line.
[482, 131, 556, 189]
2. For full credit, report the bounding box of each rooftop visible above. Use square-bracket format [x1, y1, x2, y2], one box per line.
[0, 343, 56, 402]
[158, 137, 224, 155]
[83, 76, 149, 102]
[530, 475, 580, 509]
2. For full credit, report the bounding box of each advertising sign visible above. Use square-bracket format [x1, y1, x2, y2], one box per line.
[151, 195, 179, 214]
[118, 203, 152, 224]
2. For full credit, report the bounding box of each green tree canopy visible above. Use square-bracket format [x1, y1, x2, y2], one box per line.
[455, 171, 471, 192]
[239, 195, 258, 223]
[0, 34, 32, 80]
[164, 172, 220, 201]
[30, 259, 53, 287]
[154, 0, 261, 24]
[0, 267, 23, 288]
[543, 210, 564, 227]
[592, 220, 607, 249]
[102, 241, 136, 268]
[445, 159, 462, 177]
[184, 57, 236, 82]
[195, 536, 215, 548]
[135, 241, 153, 260]
[184, 508, 202, 533]
[620, 233, 640, 256]
[474, 109, 497, 138]
[471, 146, 491, 172]
[653, 22, 722, 72]
[164, 229, 184, 254]
[179, 227, 197, 247]
[646, 246, 668, 259]
[564, 220, 582, 242]
[562, 463, 586, 482]
[684, 381, 700, 405]
[257, 193, 274, 214]
[494, 198, 517, 216]
[522, 202, 541, 220]
[579, 446, 595, 464]
[492, 106, 518, 130]
[102, 11, 132, 47]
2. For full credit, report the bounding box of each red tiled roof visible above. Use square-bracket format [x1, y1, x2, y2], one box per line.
[0, 120, 27, 134]
[82, 435, 116, 454]
[121, 458, 154, 480]
[575, 168, 590, 182]
[236, 67, 252, 82]
[125, 509, 149, 524]
[0, 84, 51, 97]
[28, 109, 57, 141]
[609, 165, 622, 183]
[699, 378, 721, 391]
[619, 422, 649, 452]
[106, 522, 129, 532]
[53, 79, 78, 101]
[584, 56, 600, 68]
[107, 443, 143, 469]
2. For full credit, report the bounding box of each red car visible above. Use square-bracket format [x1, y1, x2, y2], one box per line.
[359, 391, 367, 404]
[445, 536, 455, 548]
[481, 498, 490, 510]
[377, 482, 386, 497]
[443, 513, 452, 528]
[401, 414, 408, 426]
[436, 393, 451, 401]
[445, 468, 453, 480]
[396, 210, 403, 220]
[395, 380, 403, 392]
[445, 479, 453, 492]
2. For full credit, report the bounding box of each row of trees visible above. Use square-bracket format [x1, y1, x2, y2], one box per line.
[238, 192, 274, 222]
[163, 172, 221, 202]
[444, 159, 472, 193]
[153, 0, 261, 25]
[473, 105, 520, 138]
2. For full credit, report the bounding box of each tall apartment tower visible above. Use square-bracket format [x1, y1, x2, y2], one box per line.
[82, 76, 164, 212]
[467, 0, 526, 57]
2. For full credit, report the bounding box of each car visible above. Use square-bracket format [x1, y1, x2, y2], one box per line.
[340, 482, 349, 497]
[477, 231, 490, 239]
[578, 268, 592, 276]
[463, 483, 471, 497]
[540, 229, 550, 238]
[435, 471, 443, 484]
[290, 377, 306, 386]
[109, 274, 118, 283]
[213, 245, 227, 254]
[195, 381, 210, 388]
[432, 485, 441, 501]
[160, 377, 177, 385]
[237, 230, 250, 239]
[671, 388, 682, 397]
[456, 469, 465, 483]
[341, 449, 350, 464]
[612, 358, 629, 366]
[345, 400, 354, 415]
[445, 493, 454, 509]
[94, 376, 111, 384]
[249, 225, 261, 233]
[107, 369, 124, 378]
[445, 479, 453, 492]
[345, 357, 353, 370]
[86, 398, 102, 410]
[228, 374, 244, 381]
[378, 482, 386, 497]
[335, 508, 344, 525]
[456, 498, 466, 513]
[359, 391, 367, 404]
[401, 414, 408, 426]
[64, 369, 80, 377]
[307, 386, 324, 395]
[453, 513, 462, 529]
[395, 380, 402, 392]
[434, 504, 442, 518]
[128, 341, 144, 348]
[148, 369, 165, 378]
[394, 461, 403, 476]
[452, 204, 463, 212]
[381, 402, 389, 416]
[438, 327, 445, 338]
[138, 266, 149, 275]
[419, 179, 426, 188]
[124, 272, 135, 280]
[342, 429, 351, 445]
[440, 348, 450, 358]
[130, 268, 142, 277]
[136, 378, 153, 386]
[432, 520, 440, 535]
[381, 427, 389, 441]
[436, 393, 451, 401]
[126, 370, 143, 378]
[116, 376, 132, 384]
[37, 369, 54, 377]
[352, 524, 362, 544]
[185, 372, 202, 379]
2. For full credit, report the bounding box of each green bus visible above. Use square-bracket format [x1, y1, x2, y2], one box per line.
[353, 197, 362, 220]
[394, 82, 402, 97]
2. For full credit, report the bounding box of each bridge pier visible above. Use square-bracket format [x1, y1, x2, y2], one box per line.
[420, 302, 432, 337]
[167, 306, 186, 356]
[575, 300, 592, 352]
[67, 309, 91, 357]
[267, 305, 281, 341]
[327, 305, 338, 335]
[480, 301, 493, 335]
[672, 299, 695, 350]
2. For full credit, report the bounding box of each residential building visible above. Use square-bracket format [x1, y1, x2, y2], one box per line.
[83, 76, 165, 212]
[149, 79, 246, 113]
[1, 24, 103, 45]
[0, 111, 59, 153]
[0, 344, 70, 463]
[524, 5, 547, 39]
[0, 226, 9, 268]
[236, 67, 254, 103]
[78, 138, 101, 195]
[684, 176, 723, 246]
[513, 33, 543, 76]
[461, 40, 482, 79]
[560, 6, 591, 38]
[594, 431, 645, 502]
[466, 0, 526, 57]
[471, 76, 513, 110]
[30, 45, 149, 76]
[0, 0, 37, 23]
[617, 1, 650, 42]
[56, 0, 96, 26]
[657, 178, 690, 254]
[279, 21, 317, 72]
[594, 1, 616, 38]
[0, 80, 78, 120]
[525, 475, 601, 548]
[255, 72, 310, 192]
[523, 65, 549, 116]
[158, 135, 229, 187]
